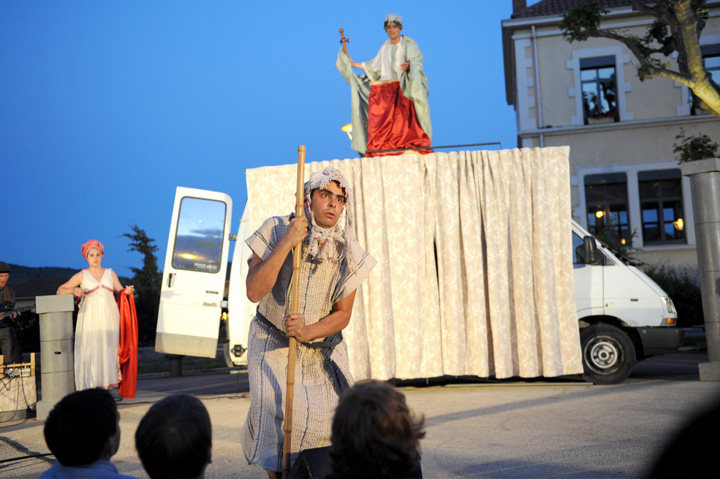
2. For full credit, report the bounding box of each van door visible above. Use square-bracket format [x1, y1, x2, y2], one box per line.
[156, 187, 232, 358]
[601, 257, 663, 328]
[225, 204, 256, 366]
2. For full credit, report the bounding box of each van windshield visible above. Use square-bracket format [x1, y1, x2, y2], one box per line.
[595, 237, 641, 268]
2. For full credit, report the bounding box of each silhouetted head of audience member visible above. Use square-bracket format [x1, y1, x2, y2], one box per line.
[329, 380, 425, 479]
[43, 388, 121, 467]
[135, 394, 212, 479]
[645, 393, 720, 478]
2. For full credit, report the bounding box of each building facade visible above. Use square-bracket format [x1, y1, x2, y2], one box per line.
[502, 0, 720, 275]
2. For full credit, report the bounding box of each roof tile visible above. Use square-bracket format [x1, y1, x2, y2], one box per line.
[512, 0, 633, 19]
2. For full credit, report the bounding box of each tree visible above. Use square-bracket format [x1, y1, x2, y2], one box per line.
[560, 0, 720, 117]
[123, 225, 162, 346]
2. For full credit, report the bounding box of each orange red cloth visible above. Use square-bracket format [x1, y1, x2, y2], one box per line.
[81, 239, 104, 259]
[117, 289, 138, 398]
[366, 81, 432, 157]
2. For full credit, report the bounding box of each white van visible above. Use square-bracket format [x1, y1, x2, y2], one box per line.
[572, 221, 683, 384]
[156, 187, 683, 385]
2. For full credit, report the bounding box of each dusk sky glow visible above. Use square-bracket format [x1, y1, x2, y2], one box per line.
[3, 1, 522, 278]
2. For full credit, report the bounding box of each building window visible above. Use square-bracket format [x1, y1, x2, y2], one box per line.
[638, 169, 685, 245]
[580, 56, 618, 124]
[692, 44, 720, 114]
[585, 173, 630, 245]
[706, 54, 720, 84]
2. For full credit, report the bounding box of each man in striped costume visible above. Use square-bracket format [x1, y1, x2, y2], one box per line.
[240, 167, 376, 478]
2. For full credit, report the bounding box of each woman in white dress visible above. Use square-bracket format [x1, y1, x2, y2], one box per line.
[57, 240, 134, 390]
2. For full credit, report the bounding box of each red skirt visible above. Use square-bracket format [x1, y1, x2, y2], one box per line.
[366, 81, 431, 157]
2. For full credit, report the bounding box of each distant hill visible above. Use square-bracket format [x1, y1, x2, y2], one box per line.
[9, 264, 77, 282]
[7, 264, 131, 299]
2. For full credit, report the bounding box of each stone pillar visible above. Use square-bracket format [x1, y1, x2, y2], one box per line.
[682, 158, 720, 381]
[36, 294, 75, 419]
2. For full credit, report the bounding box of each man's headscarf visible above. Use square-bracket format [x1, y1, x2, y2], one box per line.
[384, 13, 402, 28]
[302, 167, 359, 271]
[81, 240, 104, 259]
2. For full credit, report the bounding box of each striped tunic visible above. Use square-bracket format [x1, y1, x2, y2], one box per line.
[240, 215, 376, 472]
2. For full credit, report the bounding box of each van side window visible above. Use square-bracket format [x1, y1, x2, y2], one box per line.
[573, 232, 609, 265]
[573, 232, 585, 264]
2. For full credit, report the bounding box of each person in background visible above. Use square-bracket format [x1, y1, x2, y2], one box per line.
[329, 380, 425, 479]
[40, 388, 135, 479]
[0, 261, 23, 364]
[337, 14, 432, 156]
[135, 394, 212, 479]
[57, 240, 134, 391]
[645, 393, 720, 478]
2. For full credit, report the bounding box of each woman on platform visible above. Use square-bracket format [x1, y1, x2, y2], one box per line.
[57, 240, 134, 391]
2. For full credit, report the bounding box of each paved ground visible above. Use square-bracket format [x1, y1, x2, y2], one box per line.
[1, 350, 719, 478]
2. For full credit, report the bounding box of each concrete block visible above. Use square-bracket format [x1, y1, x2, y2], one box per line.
[699, 361, 720, 382]
[39, 340, 74, 373]
[39, 312, 74, 341]
[35, 295, 75, 314]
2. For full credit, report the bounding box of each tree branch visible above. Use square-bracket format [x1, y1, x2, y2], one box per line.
[594, 29, 691, 83]
[560, 0, 720, 116]
[629, 0, 675, 26]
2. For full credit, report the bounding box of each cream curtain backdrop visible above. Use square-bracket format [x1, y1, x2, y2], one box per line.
[244, 147, 583, 380]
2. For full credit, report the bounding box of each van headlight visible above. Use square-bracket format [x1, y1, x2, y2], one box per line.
[663, 297, 677, 315]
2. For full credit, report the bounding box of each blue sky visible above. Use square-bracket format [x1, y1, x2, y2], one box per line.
[3, 1, 522, 278]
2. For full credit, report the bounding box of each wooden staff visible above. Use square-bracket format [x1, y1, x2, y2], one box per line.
[339, 28, 349, 55]
[283, 145, 306, 476]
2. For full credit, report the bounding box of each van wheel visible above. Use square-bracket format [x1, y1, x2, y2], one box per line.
[581, 324, 636, 385]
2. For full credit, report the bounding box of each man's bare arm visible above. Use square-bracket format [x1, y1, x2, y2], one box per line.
[246, 216, 307, 303]
[344, 52, 365, 70]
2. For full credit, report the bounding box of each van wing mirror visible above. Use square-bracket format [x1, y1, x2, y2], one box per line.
[583, 236, 601, 265]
